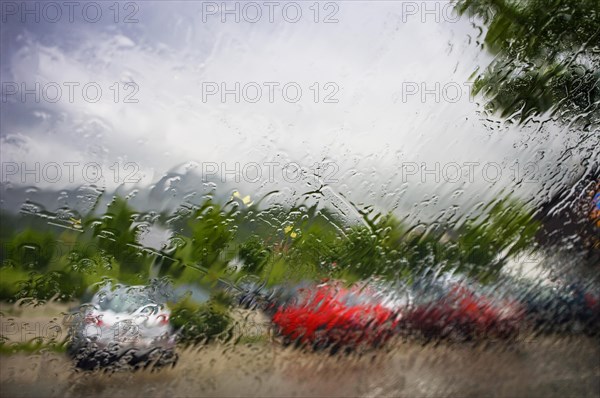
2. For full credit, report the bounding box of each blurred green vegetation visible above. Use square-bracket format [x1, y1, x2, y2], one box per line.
[0, 194, 539, 344]
[455, 0, 599, 126]
[170, 297, 233, 346]
[0, 194, 540, 300]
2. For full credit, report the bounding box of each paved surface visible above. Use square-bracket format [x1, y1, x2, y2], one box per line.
[1, 303, 599, 397]
[1, 336, 599, 398]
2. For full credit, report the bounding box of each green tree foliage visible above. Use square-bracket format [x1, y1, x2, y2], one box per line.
[454, 197, 540, 280]
[455, 0, 600, 126]
[0, 229, 83, 300]
[0, 193, 540, 298]
[2, 229, 57, 270]
[90, 197, 153, 277]
[169, 200, 237, 285]
[238, 236, 272, 275]
[170, 298, 232, 345]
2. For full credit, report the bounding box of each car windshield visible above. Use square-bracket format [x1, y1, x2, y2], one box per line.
[339, 292, 373, 307]
[1, 1, 599, 396]
[97, 290, 156, 314]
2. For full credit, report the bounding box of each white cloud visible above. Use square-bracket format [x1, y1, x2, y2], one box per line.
[1, 2, 593, 220]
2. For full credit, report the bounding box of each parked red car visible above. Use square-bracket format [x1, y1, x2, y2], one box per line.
[270, 281, 401, 351]
[402, 280, 524, 340]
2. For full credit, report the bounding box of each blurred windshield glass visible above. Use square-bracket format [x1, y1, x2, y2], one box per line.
[0, 0, 598, 396]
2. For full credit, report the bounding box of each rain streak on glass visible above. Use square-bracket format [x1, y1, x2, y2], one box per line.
[0, 1, 598, 397]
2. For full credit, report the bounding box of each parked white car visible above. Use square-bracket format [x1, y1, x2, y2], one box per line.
[67, 284, 177, 370]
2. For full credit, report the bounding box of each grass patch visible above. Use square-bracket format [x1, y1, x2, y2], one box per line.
[0, 340, 67, 355]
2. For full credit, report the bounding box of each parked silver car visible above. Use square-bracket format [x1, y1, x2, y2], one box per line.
[67, 283, 178, 370]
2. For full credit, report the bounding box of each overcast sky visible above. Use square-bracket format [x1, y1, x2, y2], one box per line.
[1, 1, 594, 222]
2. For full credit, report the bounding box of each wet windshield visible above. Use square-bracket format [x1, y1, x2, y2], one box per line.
[1, 0, 598, 396]
[97, 293, 155, 314]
